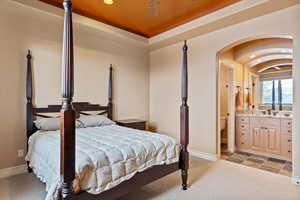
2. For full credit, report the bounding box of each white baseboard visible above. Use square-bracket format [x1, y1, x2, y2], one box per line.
[292, 176, 300, 186]
[0, 165, 27, 179]
[189, 148, 218, 161]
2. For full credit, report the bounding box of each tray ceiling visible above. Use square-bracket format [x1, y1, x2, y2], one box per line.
[39, 0, 241, 38]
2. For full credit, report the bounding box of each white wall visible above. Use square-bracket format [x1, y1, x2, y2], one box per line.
[0, 0, 149, 169]
[149, 5, 300, 178]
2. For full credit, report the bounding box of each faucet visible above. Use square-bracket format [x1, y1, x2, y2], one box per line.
[267, 109, 272, 115]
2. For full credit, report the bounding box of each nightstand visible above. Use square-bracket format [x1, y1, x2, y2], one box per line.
[116, 119, 146, 130]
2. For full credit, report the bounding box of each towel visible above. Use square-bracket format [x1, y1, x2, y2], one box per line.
[247, 91, 253, 107]
[236, 88, 242, 109]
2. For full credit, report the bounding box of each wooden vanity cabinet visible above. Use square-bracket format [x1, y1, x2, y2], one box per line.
[236, 116, 292, 161]
[281, 119, 293, 160]
[251, 127, 265, 152]
[281, 134, 292, 160]
[236, 117, 250, 149]
[265, 127, 281, 154]
[249, 118, 280, 154]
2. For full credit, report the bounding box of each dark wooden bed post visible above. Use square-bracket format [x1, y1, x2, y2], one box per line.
[180, 40, 189, 190]
[60, 0, 76, 199]
[26, 50, 33, 173]
[107, 64, 113, 120]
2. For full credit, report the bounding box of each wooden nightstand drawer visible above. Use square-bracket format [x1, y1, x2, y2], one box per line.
[116, 119, 146, 130]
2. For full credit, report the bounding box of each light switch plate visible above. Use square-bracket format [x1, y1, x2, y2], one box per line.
[17, 149, 24, 158]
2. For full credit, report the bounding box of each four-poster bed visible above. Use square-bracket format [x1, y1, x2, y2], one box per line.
[25, 0, 190, 199]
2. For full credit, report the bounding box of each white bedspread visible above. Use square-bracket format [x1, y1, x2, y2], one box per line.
[25, 125, 180, 200]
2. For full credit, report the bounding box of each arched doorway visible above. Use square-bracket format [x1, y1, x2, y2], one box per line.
[216, 35, 294, 176]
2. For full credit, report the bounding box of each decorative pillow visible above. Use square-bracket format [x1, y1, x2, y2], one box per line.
[34, 118, 85, 131]
[78, 115, 115, 128]
[34, 118, 60, 131]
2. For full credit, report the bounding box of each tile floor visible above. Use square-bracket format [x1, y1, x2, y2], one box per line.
[221, 145, 292, 177]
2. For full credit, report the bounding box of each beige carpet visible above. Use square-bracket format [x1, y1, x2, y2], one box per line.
[0, 157, 299, 200]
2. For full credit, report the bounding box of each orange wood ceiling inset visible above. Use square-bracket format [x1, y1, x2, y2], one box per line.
[39, 0, 241, 38]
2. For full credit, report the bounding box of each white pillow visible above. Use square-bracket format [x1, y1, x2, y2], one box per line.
[34, 118, 60, 131]
[34, 118, 85, 131]
[78, 115, 115, 128]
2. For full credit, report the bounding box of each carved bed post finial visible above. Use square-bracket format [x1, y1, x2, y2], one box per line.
[26, 50, 33, 109]
[26, 50, 33, 173]
[180, 40, 189, 190]
[60, 0, 76, 199]
[182, 40, 188, 105]
[26, 50, 32, 104]
[107, 65, 113, 120]
[62, 0, 74, 109]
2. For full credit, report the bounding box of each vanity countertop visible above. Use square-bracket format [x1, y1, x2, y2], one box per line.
[236, 112, 293, 119]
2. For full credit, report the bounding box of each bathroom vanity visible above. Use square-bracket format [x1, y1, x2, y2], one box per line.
[236, 114, 292, 161]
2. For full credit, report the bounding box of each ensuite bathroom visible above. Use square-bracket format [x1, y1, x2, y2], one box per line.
[218, 37, 293, 176]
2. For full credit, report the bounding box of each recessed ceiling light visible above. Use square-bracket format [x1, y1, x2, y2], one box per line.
[281, 49, 287, 53]
[104, 0, 113, 5]
[250, 55, 255, 59]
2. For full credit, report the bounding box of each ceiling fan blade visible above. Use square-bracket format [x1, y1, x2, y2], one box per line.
[148, 0, 159, 16]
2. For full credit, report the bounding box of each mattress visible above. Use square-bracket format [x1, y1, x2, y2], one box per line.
[25, 125, 180, 200]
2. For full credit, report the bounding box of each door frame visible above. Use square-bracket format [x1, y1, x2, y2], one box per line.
[215, 35, 297, 184]
[217, 58, 236, 156]
[227, 67, 236, 153]
[249, 72, 260, 110]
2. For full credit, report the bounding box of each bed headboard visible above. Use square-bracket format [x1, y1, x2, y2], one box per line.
[26, 50, 113, 139]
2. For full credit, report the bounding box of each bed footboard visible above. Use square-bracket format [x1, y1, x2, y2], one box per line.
[75, 163, 179, 200]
